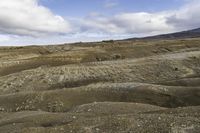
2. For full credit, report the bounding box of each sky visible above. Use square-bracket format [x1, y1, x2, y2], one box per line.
[0, 0, 200, 46]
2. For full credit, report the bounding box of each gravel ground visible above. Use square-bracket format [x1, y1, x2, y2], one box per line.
[0, 38, 200, 133]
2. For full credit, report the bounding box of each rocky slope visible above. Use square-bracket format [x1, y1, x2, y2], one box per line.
[0, 37, 200, 132]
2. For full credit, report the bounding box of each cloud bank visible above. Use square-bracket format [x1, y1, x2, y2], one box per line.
[0, 0, 200, 45]
[80, 0, 200, 36]
[0, 0, 71, 37]
[167, 0, 200, 30]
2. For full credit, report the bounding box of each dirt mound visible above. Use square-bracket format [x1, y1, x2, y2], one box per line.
[0, 38, 200, 132]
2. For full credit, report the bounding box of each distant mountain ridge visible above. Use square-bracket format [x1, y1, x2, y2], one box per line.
[127, 28, 200, 40]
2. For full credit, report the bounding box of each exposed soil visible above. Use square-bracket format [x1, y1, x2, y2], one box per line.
[0, 38, 200, 132]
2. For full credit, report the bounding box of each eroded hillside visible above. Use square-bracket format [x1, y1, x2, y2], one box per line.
[0, 38, 200, 133]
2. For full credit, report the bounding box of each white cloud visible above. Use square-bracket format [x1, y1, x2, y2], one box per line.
[79, 12, 175, 36]
[166, 0, 200, 30]
[0, 32, 134, 46]
[0, 35, 11, 42]
[104, 0, 118, 8]
[113, 12, 174, 34]
[80, 14, 124, 34]
[1, 0, 200, 46]
[0, 0, 71, 37]
[79, 0, 200, 36]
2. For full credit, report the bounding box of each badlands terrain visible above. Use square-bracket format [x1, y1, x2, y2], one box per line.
[0, 29, 200, 132]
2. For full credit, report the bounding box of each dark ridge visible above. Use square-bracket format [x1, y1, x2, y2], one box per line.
[126, 27, 200, 40]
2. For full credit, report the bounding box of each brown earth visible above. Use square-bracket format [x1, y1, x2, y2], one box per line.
[0, 38, 200, 132]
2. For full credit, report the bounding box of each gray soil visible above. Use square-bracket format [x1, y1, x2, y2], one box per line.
[0, 38, 200, 132]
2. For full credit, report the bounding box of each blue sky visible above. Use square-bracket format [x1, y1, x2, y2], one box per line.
[40, 0, 184, 17]
[0, 0, 199, 46]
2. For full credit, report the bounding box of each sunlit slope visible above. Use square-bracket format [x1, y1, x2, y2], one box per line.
[0, 38, 200, 132]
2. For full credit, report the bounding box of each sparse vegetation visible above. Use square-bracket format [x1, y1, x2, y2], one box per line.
[0, 37, 200, 132]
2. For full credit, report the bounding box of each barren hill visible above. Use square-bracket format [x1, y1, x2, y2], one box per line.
[0, 31, 200, 132]
[127, 27, 200, 40]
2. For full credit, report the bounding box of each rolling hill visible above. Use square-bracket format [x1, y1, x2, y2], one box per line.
[127, 27, 200, 40]
[0, 29, 200, 133]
